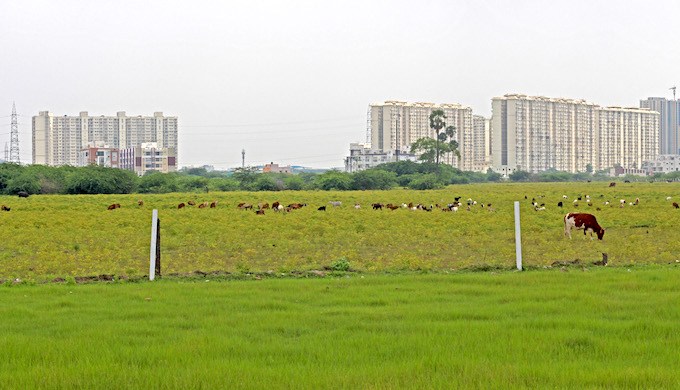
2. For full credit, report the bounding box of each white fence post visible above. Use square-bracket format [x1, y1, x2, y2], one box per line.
[514, 201, 523, 271]
[149, 209, 159, 280]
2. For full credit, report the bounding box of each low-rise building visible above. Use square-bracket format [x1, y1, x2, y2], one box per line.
[344, 142, 417, 172]
[120, 142, 176, 176]
[263, 162, 292, 174]
[643, 154, 680, 174]
[78, 142, 119, 168]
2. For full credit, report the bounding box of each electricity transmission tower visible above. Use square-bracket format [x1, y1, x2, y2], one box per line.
[9, 102, 20, 163]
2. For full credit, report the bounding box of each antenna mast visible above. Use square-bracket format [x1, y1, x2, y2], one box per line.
[9, 102, 20, 163]
[671, 86, 677, 101]
[241, 148, 245, 168]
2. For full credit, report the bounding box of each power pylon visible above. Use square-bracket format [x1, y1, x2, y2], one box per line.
[9, 102, 20, 163]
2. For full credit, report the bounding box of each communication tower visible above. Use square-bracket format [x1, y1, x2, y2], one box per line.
[241, 148, 245, 168]
[9, 102, 20, 163]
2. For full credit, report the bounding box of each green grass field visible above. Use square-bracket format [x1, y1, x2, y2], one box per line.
[1, 182, 679, 281]
[1, 268, 679, 389]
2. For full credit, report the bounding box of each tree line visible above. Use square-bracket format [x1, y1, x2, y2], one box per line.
[1, 162, 676, 196]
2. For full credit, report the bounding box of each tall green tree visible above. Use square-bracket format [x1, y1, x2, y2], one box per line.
[429, 109, 447, 166]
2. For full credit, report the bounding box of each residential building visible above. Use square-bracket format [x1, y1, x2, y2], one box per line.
[120, 142, 177, 176]
[367, 101, 480, 171]
[640, 97, 680, 155]
[32, 111, 178, 166]
[344, 143, 417, 173]
[263, 162, 292, 174]
[643, 154, 680, 174]
[78, 142, 119, 168]
[491, 94, 659, 175]
[472, 115, 491, 172]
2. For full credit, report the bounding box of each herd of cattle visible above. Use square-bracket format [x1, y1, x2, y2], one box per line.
[2, 186, 678, 242]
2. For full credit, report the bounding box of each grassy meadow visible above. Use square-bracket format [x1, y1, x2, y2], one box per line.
[1, 269, 680, 388]
[1, 181, 679, 281]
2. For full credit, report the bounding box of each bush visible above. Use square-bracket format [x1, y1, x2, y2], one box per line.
[408, 173, 442, 190]
[330, 257, 350, 271]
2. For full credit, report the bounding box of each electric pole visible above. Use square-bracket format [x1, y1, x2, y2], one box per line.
[9, 102, 20, 163]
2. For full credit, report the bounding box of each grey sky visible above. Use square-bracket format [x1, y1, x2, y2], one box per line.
[1, 0, 678, 169]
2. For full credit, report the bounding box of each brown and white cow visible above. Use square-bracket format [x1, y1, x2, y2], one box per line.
[564, 212, 605, 240]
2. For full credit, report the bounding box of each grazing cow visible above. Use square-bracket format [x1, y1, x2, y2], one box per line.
[17, 191, 29, 198]
[258, 202, 269, 209]
[255, 209, 265, 215]
[666, 196, 672, 201]
[562, 195, 568, 199]
[271, 201, 280, 210]
[137, 200, 144, 206]
[557, 201, 563, 207]
[1, 205, 10, 211]
[238, 203, 253, 210]
[354, 203, 361, 209]
[386, 204, 399, 210]
[198, 202, 209, 209]
[564, 212, 605, 240]
[187, 200, 196, 206]
[107, 203, 121, 210]
[329, 201, 342, 207]
[210, 200, 217, 208]
[288, 203, 306, 210]
[624, 180, 630, 183]
[609, 182, 616, 187]
[372, 203, 383, 210]
[178, 202, 186, 209]
[317, 206, 326, 211]
[673, 202, 679, 209]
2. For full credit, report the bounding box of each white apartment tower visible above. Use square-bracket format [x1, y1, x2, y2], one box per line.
[472, 115, 491, 172]
[640, 97, 680, 155]
[492, 94, 659, 174]
[32, 111, 178, 166]
[368, 101, 481, 171]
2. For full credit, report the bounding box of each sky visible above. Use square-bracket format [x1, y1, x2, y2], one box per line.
[1, 0, 679, 169]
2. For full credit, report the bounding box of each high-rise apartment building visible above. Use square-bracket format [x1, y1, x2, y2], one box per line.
[472, 115, 491, 172]
[492, 94, 659, 174]
[367, 101, 481, 171]
[32, 111, 178, 167]
[640, 97, 680, 155]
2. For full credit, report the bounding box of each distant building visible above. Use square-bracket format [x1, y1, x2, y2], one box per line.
[643, 154, 680, 174]
[344, 142, 417, 172]
[491, 94, 659, 175]
[609, 166, 648, 177]
[32, 111, 178, 166]
[78, 142, 119, 168]
[263, 162, 292, 174]
[120, 142, 176, 176]
[640, 97, 680, 155]
[472, 115, 491, 172]
[367, 101, 483, 171]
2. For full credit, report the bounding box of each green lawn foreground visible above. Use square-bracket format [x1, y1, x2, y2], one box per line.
[1, 268, 679, 389]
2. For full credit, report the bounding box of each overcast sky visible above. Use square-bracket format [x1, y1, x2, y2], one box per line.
[1, 0, 679, 169]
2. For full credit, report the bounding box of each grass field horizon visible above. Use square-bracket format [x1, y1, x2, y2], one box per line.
[1, 181, 679, 282]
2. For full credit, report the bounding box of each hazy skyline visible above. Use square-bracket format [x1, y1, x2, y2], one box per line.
[2, 0, 679, 169]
